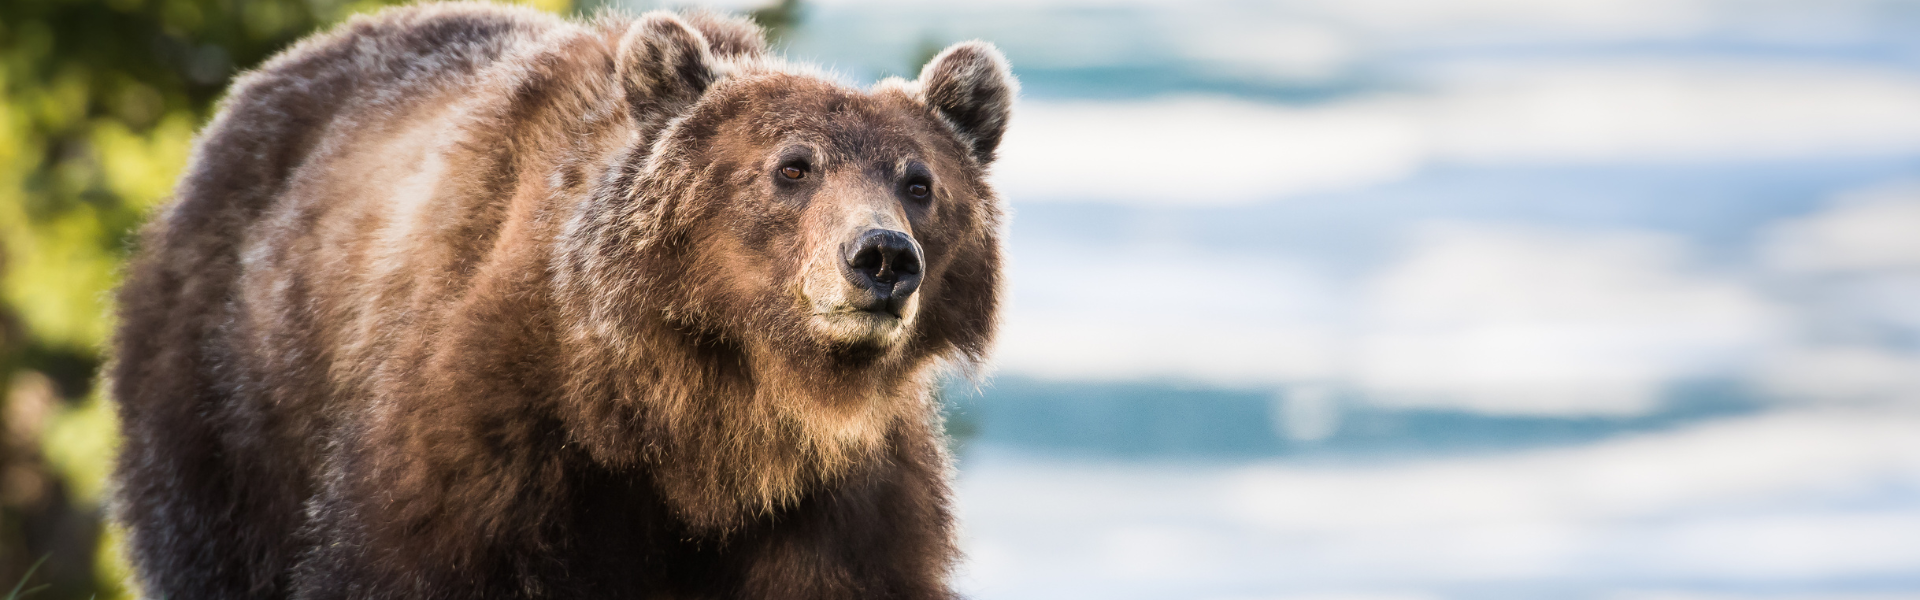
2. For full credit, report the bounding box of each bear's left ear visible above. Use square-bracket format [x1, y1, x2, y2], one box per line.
[916, 41, 1019, 165]
[618, 12, 718, 132]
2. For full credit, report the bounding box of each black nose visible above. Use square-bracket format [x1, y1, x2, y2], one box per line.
[841, 229, 924, 310]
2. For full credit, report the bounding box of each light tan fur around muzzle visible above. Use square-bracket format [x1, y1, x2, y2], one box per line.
[799, 176, 920, 347]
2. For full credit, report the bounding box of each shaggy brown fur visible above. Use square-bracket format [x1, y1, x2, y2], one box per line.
[108, 4, 1014, 599]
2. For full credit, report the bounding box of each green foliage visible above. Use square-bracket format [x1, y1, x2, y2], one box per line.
[0, 0, 416, 362]
[6, 556, 50, 600]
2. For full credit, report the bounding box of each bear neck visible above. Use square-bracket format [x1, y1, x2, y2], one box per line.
[553, 281, 943, 532]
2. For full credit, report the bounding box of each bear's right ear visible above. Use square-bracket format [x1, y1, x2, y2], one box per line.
[618, 12, 718, 131]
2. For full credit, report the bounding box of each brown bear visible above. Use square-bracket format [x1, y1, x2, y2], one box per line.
[108, 4, 1013, 599]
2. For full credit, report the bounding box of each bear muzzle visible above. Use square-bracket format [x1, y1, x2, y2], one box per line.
[837, 228, 924, 317]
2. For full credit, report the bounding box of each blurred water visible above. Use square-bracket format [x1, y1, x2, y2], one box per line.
[951, 413, 1920, 600]
[688, 0, 1920, 597]
[946, 377, 1758, 462]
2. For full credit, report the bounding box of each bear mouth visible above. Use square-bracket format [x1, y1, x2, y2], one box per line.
[820, 303, 902, 324]
[809, 302, 911, 347]
[847, 296, 906, 319]
[814, 283, 913, 321]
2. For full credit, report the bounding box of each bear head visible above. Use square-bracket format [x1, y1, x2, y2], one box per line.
[554, 12, 1015, 528]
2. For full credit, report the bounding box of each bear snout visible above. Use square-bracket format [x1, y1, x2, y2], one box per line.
[838, 229, 924, 316]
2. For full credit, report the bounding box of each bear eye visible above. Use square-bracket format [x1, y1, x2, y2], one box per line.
[779, 165, 807, 180]
[902, 161, 935, 202]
